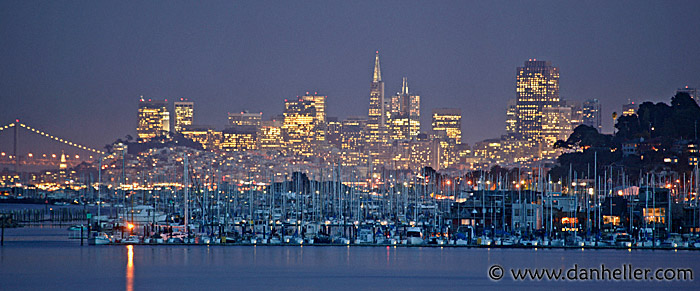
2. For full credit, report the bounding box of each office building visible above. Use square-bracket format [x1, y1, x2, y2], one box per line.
[228, 111, 262, 128]
[389, 77, 420, 140]
[137, 98, 170, 141]
[515, 60, 560, 143]
[431, 108, 462, 144]
[582, 99, 602, 132]
[173, 99, 194, 133]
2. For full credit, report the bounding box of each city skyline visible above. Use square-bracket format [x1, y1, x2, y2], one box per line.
[2, 1, 700, 153]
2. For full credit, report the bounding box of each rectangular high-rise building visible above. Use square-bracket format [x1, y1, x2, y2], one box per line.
[137, 98, 170, 141]
[228, 111, 262, 127]
[431, 108, 462, 144]
[258, 119, 283, 151]
[301, 93, 327, 141]
[582, 99, 602, 132]
[174, 99, 194, 133]
[505, 98, 518, 139]
[282, 97, 323, 157]
[341, 117, 367, 152]
[562, 100, 583, 129]
[515, 60, 560, 143]
[389, 77, 420, 140]
[541, 106, 572, 147]
[326, 117, 342, 149]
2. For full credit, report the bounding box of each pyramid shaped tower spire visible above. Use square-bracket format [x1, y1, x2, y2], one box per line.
[402, 77, 408, 95]
[373, 51, 381, 82]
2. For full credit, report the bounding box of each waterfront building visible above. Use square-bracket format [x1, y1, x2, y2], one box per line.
[431, 108, 462, 144]
[515, 60, 560, 143]
[137, 98, 170, 141]
[582, 99, 602, 132]
[173, 99, 194, 133]
[389, 77, 420, 140]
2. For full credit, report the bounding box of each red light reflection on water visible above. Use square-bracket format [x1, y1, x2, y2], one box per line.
[126, 245, 134, 291]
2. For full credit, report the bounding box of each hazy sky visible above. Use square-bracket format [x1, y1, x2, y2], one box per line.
[1, 0, 699, 154]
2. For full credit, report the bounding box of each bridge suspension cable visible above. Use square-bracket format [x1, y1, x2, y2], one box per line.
[0, 121, 105, 155]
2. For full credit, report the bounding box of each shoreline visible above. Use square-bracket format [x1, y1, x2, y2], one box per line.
[101, 242, 699, 251]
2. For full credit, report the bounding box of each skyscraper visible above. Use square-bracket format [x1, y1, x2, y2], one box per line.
[367, 51, 386, 145]
[137, 98, 170, 141]
[282, 97, 323, 157]
[515, 60, 560, 143]
[431, 108, 462, 144]
[505, 98, 518, 139]
[389, 77, 420, 140]
[173, 98, 194, 133]
[301, 93, 327, 142]
[366, 52, 391, 165]
[582, 99, 602, 132]
[541, 106, 572, 147]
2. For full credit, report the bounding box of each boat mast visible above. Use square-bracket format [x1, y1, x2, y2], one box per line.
[184, 153, 189, 237]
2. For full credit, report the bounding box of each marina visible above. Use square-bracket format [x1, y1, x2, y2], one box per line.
[2, 157, 700, 250]
[0, 226, 698, 290]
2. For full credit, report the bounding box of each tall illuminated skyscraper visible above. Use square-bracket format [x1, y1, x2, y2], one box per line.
[137, 98, 170, 141]
[282, 97, 323, 157]
[174, 99, 194, 133]
[431, 108, 462, 144]
[515, 60, 560, 142]
[389, 77, 420, 140]
[366, 51, 390, 165]
[301, 93, 327, 142]
[367, 52, 386, 142]
[505, 98, 518, 139]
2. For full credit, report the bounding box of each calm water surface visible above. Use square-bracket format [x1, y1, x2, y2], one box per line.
[1, 226, 698, 290]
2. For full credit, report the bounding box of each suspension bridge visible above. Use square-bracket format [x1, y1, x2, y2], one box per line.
[0, 119, 105, 169]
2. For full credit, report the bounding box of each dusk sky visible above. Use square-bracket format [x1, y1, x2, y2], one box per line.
[2, 0, 700, 154]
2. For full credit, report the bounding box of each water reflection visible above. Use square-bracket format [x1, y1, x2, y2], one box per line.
[126, 245, 133, 291]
